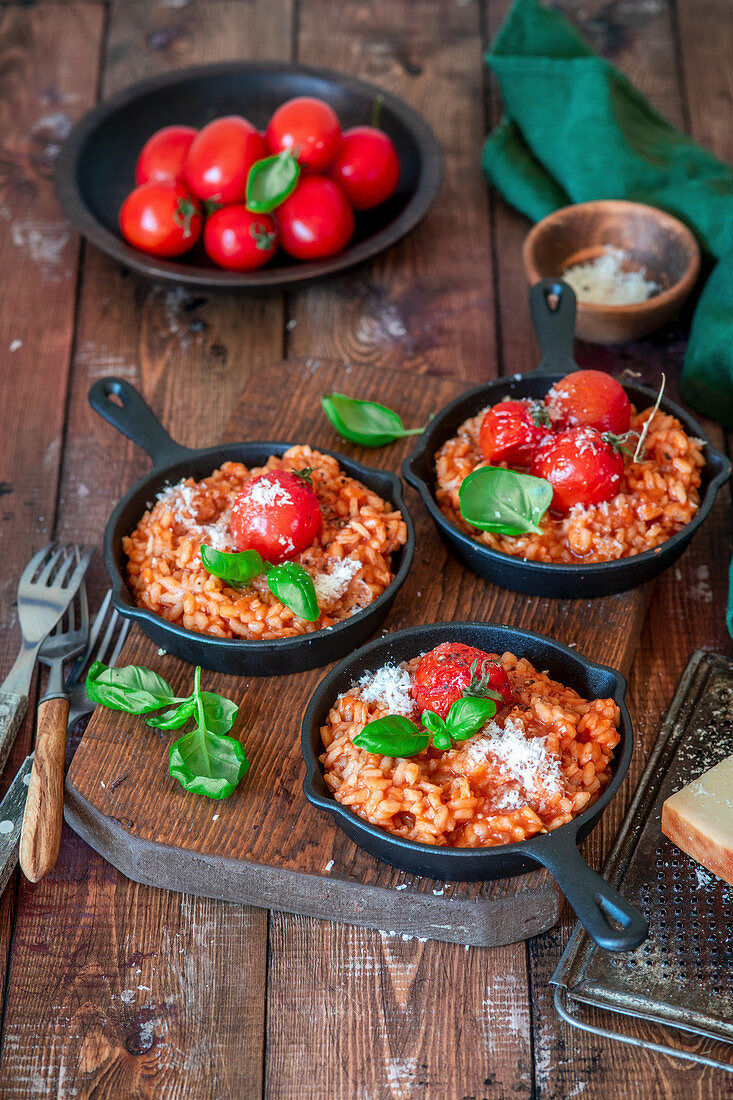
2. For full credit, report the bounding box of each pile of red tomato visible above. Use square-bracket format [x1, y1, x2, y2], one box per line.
[478, 370, 633, 514]
[119, 96, 401, 271]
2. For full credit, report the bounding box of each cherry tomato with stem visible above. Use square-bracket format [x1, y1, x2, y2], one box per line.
[204, 206, 278, 272]
[545, 370, 631, 434]
[184, 116, 267, 204]
[530, 426, 624, 514]
[329, 126, 400, 209]
[412, 643, 514, 720]
[266, 97, 341, 171]
[277, 176, 354, 261]
[135, 125, 197, 185]
[119, 181, 202, 258]
[479, 400, 550, 467]
[230, 470, 322, 564]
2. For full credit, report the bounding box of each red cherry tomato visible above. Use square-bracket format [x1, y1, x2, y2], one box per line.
[119, 181, 202, 258]
[479, 400, 549, 467]
[329, 126, 400, 209]
[545, 370, 631, 434]
[530, 427, 624, 514]
[135, 125, 197, 185]
[277, 176, 354, 261]
[184, 116, 267, 204]
[412, 643, 514, 720]
[266, 97, 341, 171]
[230, 470, 323, 564]
[204, 206, 278, 272]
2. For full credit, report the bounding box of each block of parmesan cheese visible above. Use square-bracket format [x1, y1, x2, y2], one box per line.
[661, 753, 733, 886]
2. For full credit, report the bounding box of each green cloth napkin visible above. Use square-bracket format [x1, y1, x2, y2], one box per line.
[483, 0, 733, 431]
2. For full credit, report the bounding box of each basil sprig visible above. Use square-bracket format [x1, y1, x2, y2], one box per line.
[200, 546, 319, 623]
[201, 546, 265, 586]
[86, 662, 248, 800]
[321, 393, 425, 448]
[459, 466, 552, 536]
[353, 694, 498, 758]
[246, 151, 300, 213]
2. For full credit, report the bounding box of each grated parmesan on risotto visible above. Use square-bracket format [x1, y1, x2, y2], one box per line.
[123, 446, 407, 640]
[321, 652, 620, 848]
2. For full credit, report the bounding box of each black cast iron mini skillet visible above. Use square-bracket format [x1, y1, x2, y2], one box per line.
[302, 621, 647, 952]
[89, 377, 415, 676]
[402, 280, 731, 598]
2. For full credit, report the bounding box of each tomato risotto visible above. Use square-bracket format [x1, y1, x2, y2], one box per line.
[123, 445, 407, 639]
[320, 652, 620, 848]
[435, 406, 704, 563]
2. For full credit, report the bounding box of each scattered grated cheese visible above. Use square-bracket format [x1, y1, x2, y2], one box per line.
[562, 246, 660, 306]
[247, 478, 292, 507]
[311, 557, 361, 608]
[355, 662, 416, 716]
[156, 480, 234, 552]
[463, 716, 562, 801]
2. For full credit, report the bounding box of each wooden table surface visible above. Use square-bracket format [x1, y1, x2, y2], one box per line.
[0, 1, 732, 1097]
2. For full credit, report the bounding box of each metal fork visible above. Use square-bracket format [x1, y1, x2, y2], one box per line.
[19, 587, 91, 882]
[0, 543, 92, 775]
[0, 591, 130, 894]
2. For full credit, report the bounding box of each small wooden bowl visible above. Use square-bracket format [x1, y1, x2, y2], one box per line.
[523, 200, 700, 343]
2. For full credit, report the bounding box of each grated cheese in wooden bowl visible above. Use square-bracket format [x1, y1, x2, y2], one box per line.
[562, 246, 660, 306]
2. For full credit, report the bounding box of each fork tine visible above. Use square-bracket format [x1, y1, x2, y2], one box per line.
[78, 583, 89, 641]
[34, 545, 66, 587]
[22, 542, 57, 581]
[59, 547, 92, 591]
[108, 618, 131, 667]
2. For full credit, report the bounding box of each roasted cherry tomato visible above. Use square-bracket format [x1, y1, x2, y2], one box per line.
[135, 125, 197, 185]
[230, 470, 322, 564]
[545, 370, 631, 434]
[277, 176, 354, 261]
[329, 126, 400, 210]
[266, 96, 341, 171]
[203, 206, 278, 272]
[184, 116, 267, 204]
[119, 181, 202, 258]
[530, 427, 624, 514]
[478, 400, 549, 467]
[412, 643, 513, 720]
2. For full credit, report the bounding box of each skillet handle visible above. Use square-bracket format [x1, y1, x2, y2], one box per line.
[89, 377, 196, 468]
[529, 278, 579, 376]
[530, 828, 648, 952]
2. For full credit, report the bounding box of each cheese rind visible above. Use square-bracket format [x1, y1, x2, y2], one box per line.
[661, 753, 733, 887]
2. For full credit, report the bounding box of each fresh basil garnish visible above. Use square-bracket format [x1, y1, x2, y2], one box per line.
[266, 562, 319, 622]
[321, 393, 425, 448]
[246, 151, 300, 213]
[85, 662, 180, 714]
[353, 715, 430, 757]
[200, 546, 265, 586]
[444, 696, 497, 741]
[86, 663, 248, 800]
[459, 466, 552, 536]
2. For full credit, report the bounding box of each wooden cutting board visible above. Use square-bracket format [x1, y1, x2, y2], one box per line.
[65, 358, 650, 947]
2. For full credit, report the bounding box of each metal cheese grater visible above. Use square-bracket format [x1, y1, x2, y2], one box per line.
[552, 650, 733, 1072]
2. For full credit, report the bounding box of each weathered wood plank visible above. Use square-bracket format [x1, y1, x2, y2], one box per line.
[0, 3, 292, 1098]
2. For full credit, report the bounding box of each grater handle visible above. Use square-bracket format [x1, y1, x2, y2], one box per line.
[531, 830, 648, 952]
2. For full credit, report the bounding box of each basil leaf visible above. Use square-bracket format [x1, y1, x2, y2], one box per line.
[431, 732, 452, 751]
[201, 545, 265, 586]
[353, 715, 429, 757]
[146, 697, 197, 730]
[444, 696, 497, 742]
[169, 729, 249, 800]
[267, 562, 319, 622]
[85, 662, 177, 714]
[246, 151, 300, 213]
[459, 466, 552, 536]
[420, 710, 446, 735]
[321, 393, 424, 448]
[199, 692, 238, 736]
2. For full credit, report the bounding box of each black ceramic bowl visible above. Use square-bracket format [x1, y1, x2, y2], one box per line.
[302, 621, 647, 951]
[402, 281, 731, 598]
[55, 62, 442, 289]
[90, 377, 415, 676]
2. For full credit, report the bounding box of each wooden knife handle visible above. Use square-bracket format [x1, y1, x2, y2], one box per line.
[19, 697, 69, 883]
